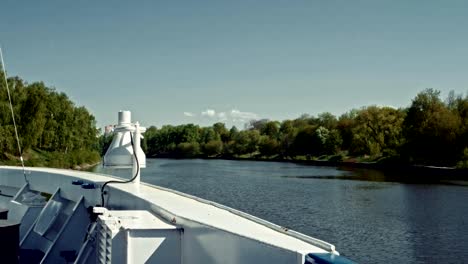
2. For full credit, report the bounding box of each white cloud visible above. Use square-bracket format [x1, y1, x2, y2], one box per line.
[201, 109, 216, 117]
[183, 112, 195, 117]
[197, 108, 259, 124]
[229, 109, 258, 122]
[217, 112, 227, 121]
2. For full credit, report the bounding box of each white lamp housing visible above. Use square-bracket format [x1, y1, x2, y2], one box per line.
[103, 111, 146, 169]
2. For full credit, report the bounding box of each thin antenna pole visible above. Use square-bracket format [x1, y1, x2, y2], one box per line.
[0, 47, 28, 184]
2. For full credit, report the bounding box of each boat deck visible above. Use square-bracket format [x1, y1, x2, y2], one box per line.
[0, 166, 341, 263]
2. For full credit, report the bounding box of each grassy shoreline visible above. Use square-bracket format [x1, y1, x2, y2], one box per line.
[0, 149, 101, 170]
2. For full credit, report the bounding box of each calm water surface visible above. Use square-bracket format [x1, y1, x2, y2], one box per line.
[93, 159, 468, 264]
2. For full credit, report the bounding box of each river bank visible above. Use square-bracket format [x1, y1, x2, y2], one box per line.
[0, 149, 101, 170]
[151, 154, 468, 182]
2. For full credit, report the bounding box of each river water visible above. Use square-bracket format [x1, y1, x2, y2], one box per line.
[93, 159, 468, 263]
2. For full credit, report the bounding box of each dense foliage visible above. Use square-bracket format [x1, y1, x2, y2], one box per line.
[0, 72, 100, 168]
[140, 89, 468, 168]
[5, 70, 465, 169]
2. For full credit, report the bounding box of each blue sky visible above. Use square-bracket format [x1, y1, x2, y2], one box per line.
[1, 0, 467, 129]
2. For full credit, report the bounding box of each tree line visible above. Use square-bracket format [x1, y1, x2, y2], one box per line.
[2, 71, 465, 169]
[0, 72, 100, 168]
[136, 89, 468, 168]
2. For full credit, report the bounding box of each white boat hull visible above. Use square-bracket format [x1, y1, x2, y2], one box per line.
[0, 166, 354, 264]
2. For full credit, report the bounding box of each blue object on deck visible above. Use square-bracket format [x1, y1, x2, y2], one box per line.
[81, 183, 96, 189]
[72, 180, 84, 185]
[305, 253, 357, 264]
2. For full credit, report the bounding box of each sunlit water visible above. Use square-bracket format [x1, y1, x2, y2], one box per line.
[93, 159, 468, 264]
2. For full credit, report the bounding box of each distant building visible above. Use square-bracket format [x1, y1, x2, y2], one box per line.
[104, 125, 115, 135]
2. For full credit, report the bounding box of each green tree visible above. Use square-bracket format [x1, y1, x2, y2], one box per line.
[176, 142, 200, 158]
[337, 110, 358, 151]
[200, 127, 220, 143]
[324, 129, 343, 154]
[202, 140, 223, 156]
[0, 73, 100, 168]
[231, 130, 260, 156]
[318, 112, 338, 130]
[351, 106, 405, 157]
[292, 125, 316, 156]
[19, 83, 47, 150]
[402, 89, 461, 165]
[258, 136, 280, 157]
[278, 120, 297, 158]
[260, 121, 280, 139]
[213, 122, 229, 142]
